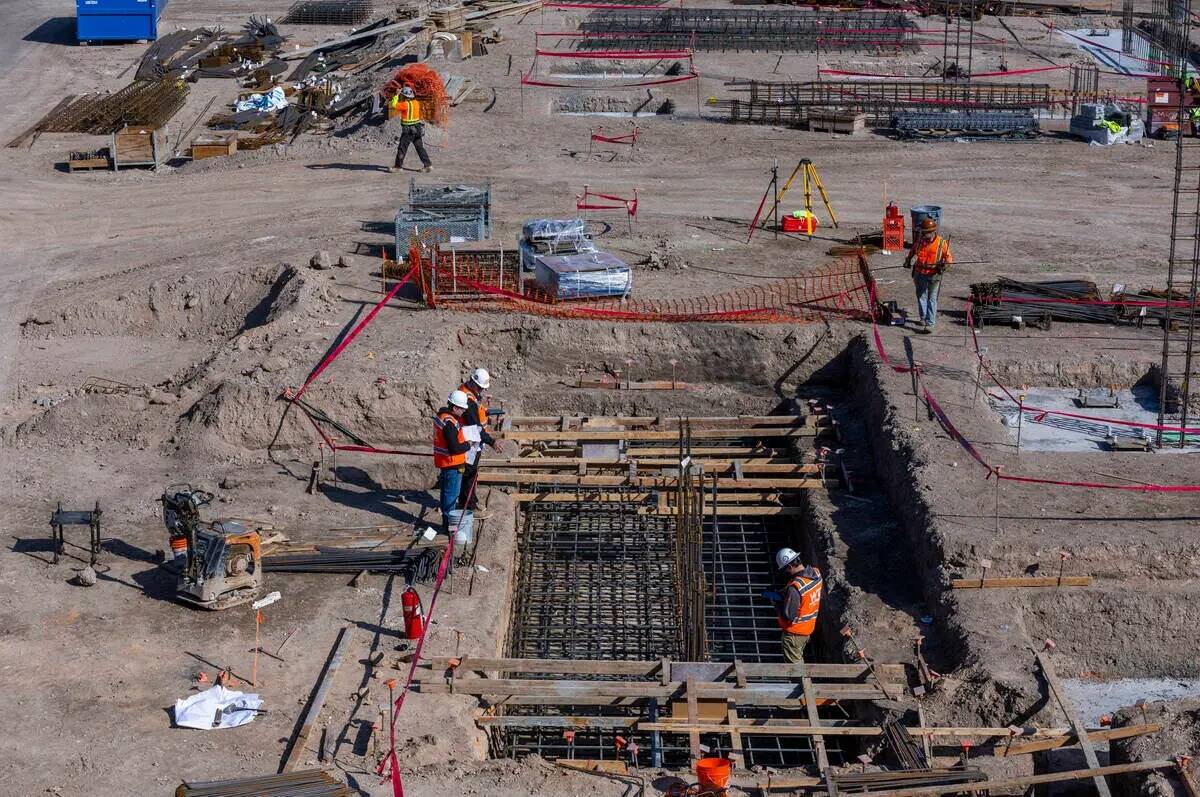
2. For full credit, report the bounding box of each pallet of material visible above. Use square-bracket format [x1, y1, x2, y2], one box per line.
[430, 3, 467, 29]
[67, 149, 110, 171]
[190, 131, 238, 160]
[111, 125, 167, 169]
[808, 110, 866, 135]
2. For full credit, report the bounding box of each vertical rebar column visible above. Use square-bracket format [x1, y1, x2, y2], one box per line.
[1122, 0, 1135, 53]
[1158, 0, 1198, 446]
[675, 421, 707, 661]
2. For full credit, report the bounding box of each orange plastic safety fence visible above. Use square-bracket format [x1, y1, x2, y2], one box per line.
[384, 63, 448, 126]
[412, 242, 871, 323]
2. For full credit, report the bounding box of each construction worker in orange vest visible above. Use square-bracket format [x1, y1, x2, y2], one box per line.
[388, 85, 432, 173]
[903, 216, 952, 334]
[456, 367, 498, 515]
[433, 390, 472, 536]
[771, 547, 823, 663]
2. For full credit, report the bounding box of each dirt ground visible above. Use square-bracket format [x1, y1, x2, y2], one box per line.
[3, 0, 1199, 794]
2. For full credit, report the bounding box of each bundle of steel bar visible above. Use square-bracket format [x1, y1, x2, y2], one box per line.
[282, 0, 375, 25]
[970, 277, 1118, 325]
[16, 79, 188, 140]
[892, 110, 1038, 138]
[262, 546, 442, 580]
[713, 80, 1059, 127]
[177, 769, 349, 796]
[577, 8, 917, 52]
[1115, 287, 1200, 327]
[833, 768, 986, 793]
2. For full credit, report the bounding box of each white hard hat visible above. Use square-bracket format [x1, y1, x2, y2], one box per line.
[448, 390, 470, 409]
[471, 367, 491, 389]
[775, 547, 801, 571]
[400, 86, 415, 98]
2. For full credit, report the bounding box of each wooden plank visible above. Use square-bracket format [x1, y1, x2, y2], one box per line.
[479, 474, 822, 489]
[996, 723, 1162, 757]
[414, 678, 895, 700]
[507, 415, 811, 428]
[282, 18, 423, 59]
[481, 455, 812, 467]
[556, 759, 631, 775]
[951, 576, 1092, 589]
[803, 676, 831, 772]
[1180, 760, 1200, 797]
[510, 491, 784, 503]
[417, 657, 907, 681]
[280, 625, 354, 773]
[1037, 652, 1112, 797]
[686, 676, 701, 761]
[497, 427, 818, 442]
[727, 706, 744, 768]
[827, 760, 1174, 797]
[477, 716, 639, 729]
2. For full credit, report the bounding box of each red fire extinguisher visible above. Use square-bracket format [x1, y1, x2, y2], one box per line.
[401, 586, 425, 640]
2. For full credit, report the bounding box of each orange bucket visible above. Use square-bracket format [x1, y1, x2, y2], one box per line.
[695, 757, 732, 790]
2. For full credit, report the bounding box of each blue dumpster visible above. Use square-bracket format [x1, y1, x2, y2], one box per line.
[909, 205, 942, 234]
[77, 0, 166, 43]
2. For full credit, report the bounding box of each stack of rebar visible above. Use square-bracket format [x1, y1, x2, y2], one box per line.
[32, 78, 189, 136]
[578, 8, 916, 52]
[970, 277, 1117, 325]
[892, 110, 1039, 139]
[833, 768, 987, 793]
[178, 769, 349, 796]
[1114, 287, 1200, 327]
[262, 546, 442, 580]
[282, 0, 374, 25]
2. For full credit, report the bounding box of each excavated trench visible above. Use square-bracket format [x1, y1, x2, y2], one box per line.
[14, 264, 1200, 781]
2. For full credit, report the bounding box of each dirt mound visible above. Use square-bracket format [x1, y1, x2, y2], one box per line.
[20, 264, 309, 342]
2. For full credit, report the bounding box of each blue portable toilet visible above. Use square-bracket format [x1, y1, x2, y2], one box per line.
[77, 0, 167, 43]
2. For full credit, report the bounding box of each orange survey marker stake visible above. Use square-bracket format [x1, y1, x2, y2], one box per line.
[250, 591, 282, 687]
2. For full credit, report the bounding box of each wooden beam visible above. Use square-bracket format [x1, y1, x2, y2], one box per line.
[497, 428, 819, 442]
[479, 475, 823, 489]
[506, 415, 813, 428]
[827, 760, 1174, 797]
[803, 676, 831, 772]
[686, 676, 701, 761]
[636, 721, 1066, 737]
[414, 678, 897, 700]
[281, 18, 423, 59]
[1037, 652, 1112, 797]
[481, 456, 813, 467]
[510, 491, 784, 503]
[279, 625, 354, 773]
[477, 716, 639, 729]
[417, 657, 906, 681]
[996, 723, 1162, 757]
[950, 576, 1092, 589]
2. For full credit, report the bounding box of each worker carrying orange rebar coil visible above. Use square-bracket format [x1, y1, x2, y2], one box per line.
[382, 64, 447, 173]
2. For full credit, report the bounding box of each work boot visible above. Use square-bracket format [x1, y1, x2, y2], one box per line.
[423, 165, 433, 173]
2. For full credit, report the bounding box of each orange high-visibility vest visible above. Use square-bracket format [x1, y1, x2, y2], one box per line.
[459, 382, 488, 426]
[911, 236, 952, 277]
[777, 568, 823, 636]
[433, 410, 467, 469]
[394, 98, 421, 125]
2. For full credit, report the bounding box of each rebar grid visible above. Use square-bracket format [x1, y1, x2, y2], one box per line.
[281, 0, 374, 25]
[507, 497, 683, 661]
[705, 514, 790, 662]
[577, 8, 916, 53]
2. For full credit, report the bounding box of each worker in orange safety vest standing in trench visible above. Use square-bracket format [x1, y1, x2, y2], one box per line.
[456, 367, 499, 516]
[387, 86, 432, 173]
[432, 390, 472, 537]
[770, 547, 823, 663]
[904, 216, 953, 334]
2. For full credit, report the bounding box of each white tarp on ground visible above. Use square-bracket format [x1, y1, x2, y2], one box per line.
[235, 86, 288, 113]
[174, 685, 263, 730]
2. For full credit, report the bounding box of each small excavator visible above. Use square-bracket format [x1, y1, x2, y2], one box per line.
[159, 485, 262, 610]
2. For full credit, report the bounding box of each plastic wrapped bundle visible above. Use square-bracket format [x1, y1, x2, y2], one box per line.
[519, 218, 594, 270]
[533, 251, 632, 300]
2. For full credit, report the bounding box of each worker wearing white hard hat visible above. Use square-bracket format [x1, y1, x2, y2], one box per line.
[768, 547, 823, 663]
[432, 390, 472, 536]
[456, 368, 501, 516]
